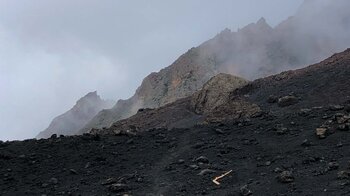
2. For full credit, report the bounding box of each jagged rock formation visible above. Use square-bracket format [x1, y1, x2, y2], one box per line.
[93, 48, 350, 135]
[78, 48, 219, 133]
[36, 92, 115, 138]
[79, 0, 350, 135]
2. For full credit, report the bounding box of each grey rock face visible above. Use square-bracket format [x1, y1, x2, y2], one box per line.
[78, 0, 350, 134]
[191, 73, 248, 114]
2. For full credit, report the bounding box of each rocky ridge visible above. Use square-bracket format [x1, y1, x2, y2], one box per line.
[1, 49, 350, 195]
[36, 92, 115, 138]
[38, 0, 350, 139]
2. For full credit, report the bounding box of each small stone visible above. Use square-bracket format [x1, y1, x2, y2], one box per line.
[338, 124, 349, 131]
[337, 141, 343, 147]
[240, 184, 253, 196]
[101, 178, 117, 185]
[277, 171, 294, 183]
[278, 96, 298, 107]
[189, 164, 200, 170]
[299, 108, 312, 116]
[337, 171, 350, 179]
[345, 105, 350, 112]
[126, 139, 134, 144]
[85, 162, 91, 169]
[195, 156, 209, 164]
[177, 159, 185, 164]
[274, 167, 282, 173]
[267, 95, 278, 103]
[301, 139, 312, 147]
[329, 105, 344, 111]
[50, 134, 57, 139]
[108, 183, 129, 193]
[214, 128, 224, 134]
[49, 177, 58, 184]
[69, 169, 78, 174]
[18, 154, 26, 159]
[265, 161, 272, 166]
[316, 128, 327, 139]
[41, 183, 49, 188]
[328, 162, 339, 170]
[197, 169, 216, 176]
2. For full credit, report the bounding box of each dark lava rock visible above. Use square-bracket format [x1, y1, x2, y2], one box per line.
[195, 156, 209, 164]
[50, 134, 57, 139]
[214, 128, 225, 134]
[278, 96, 298, 107]
[49, 177, 58, 185]
[329, 105, 344, 111]
[101, 178, 117, 185]
[267, 95, 278, 103]
[277, 171, 294, 183]
[197, 169, 216, 176]
[108, 183, 129, 193]
[69, 169, 78, 175]
[338, 171, 350, 179]
[328, 162, 339, 170]
[345, 105, 350, 112]
[240, 184, 253, 196]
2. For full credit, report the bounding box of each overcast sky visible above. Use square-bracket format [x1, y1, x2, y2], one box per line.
[0, 0, 304, 141]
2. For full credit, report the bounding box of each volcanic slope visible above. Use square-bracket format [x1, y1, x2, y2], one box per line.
[1, 49, 350, 195]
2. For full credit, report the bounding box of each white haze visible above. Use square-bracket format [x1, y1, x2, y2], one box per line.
[0, 0, 306, 140]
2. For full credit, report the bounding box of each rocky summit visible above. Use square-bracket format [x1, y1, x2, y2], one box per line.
[1, 49, 350, 195]
[36, 91, 115, 139]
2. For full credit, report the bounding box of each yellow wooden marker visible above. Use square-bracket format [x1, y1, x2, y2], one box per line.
[212, 170, 233, 185]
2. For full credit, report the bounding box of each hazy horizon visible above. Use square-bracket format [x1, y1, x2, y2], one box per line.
[0, 0, 305, 140]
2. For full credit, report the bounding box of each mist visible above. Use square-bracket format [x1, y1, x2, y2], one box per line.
[197, 0, 350, 80]
[0, 0, 306, 140]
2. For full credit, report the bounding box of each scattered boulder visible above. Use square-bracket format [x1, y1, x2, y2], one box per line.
[214, 128, 225, 134]
[345, 105, 350, 112]
[69, 169, 78, 175]
[338, 171, 350, 179]
[49, 178, 58, 185]
[316, 128, 328, 139]
[277, 171, 294, 183]
[240, 184, 253, 196]
[195, 156, 209, 164]
[278, 96, 298, 107]
[197, 169, 216, 176]
[328, 162, 339, 170]
[108, 183, 129, 193]
[301, 139, 312, 147]
[329, 105, 344, 111]
[338, 124, 349, 131]
[267, 95, 278, 103]
[50, 134, 57, 139]
[101, 178, 118, 185]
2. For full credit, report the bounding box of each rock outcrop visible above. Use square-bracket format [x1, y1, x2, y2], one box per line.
[191, 73, 248, 114]
[36, 91, 115, 138]
[80, 0, 350, 134]
[33, 0, 349, 137]
[94, 48, 350, 135]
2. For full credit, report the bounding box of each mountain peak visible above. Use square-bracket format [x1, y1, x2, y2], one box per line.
[257, 17, 267, 25]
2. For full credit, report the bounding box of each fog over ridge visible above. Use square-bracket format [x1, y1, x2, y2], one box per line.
[6, 0, 344, 140]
